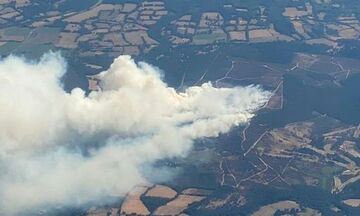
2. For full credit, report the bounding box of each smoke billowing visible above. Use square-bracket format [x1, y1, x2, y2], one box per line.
[0, 53, 270, 214]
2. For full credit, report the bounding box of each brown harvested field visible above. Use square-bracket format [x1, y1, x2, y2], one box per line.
[343, 199, 360, 207]
[338, 28, 359, 39]
[103, 33, 128, 46]
[154, 195, 205, 216]
[187, 28, 195, 34]
[199, 12, 224, 28]
[46, 15, 62, 22]
[65, 24, 81, 32]
[178, 15, 191, 21]
[124, 30, 158, 45]
[228, 31, 246, 41]
[56, 32, 79, 48]
[292, 20, 306, 35]
[145, 185, 177, 199]
[249, 29, 273, 38]
[123, 45, 140, 55]
[334, 176, 342, 192]
[77, 33, 98, 42]
[93, 29, 109, 34]
[155, 10, 168, 16]
[251, 200, 300, 216]
[31, 21, 48, 27]
[305, 38, 338, 48]
[120, 186, 150, 216]
[140, 1, 165, 11]
[283, 7, 311, 18]
[1, 11, 20, 19]
[341, 141, 360, 158]
[249, 29, 279, 42]
[65, 4, 117, 23]
[123, 3, 137, 12]
[326, 23, 359, 40]
[202, 12, 223, 20]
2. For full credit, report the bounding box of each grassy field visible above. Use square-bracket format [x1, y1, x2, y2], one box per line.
[192, 32, 227, 45]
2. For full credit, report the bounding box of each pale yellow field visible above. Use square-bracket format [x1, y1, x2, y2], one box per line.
[343, 199, 360, 207]
[252, 200, 300, 216]
[154, 195, 205, 216]
[145, 185, 177, 199]
[120, 186, 150, 216]
[228, 31, 246, 41]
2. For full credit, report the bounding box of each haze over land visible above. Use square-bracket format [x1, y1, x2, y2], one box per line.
[0, 53, 270, 214]
[1, 0, 360, 215]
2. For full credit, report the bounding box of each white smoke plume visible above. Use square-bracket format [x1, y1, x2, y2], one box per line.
[0, 53, 271, 214]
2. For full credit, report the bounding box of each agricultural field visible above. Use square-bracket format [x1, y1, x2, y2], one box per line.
[1, 0, 360, 216]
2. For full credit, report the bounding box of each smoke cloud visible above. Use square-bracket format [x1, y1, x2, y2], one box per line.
[0, 53, 270, 214]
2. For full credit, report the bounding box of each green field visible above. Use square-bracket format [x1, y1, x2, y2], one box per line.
[192, 32, 227, 45]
